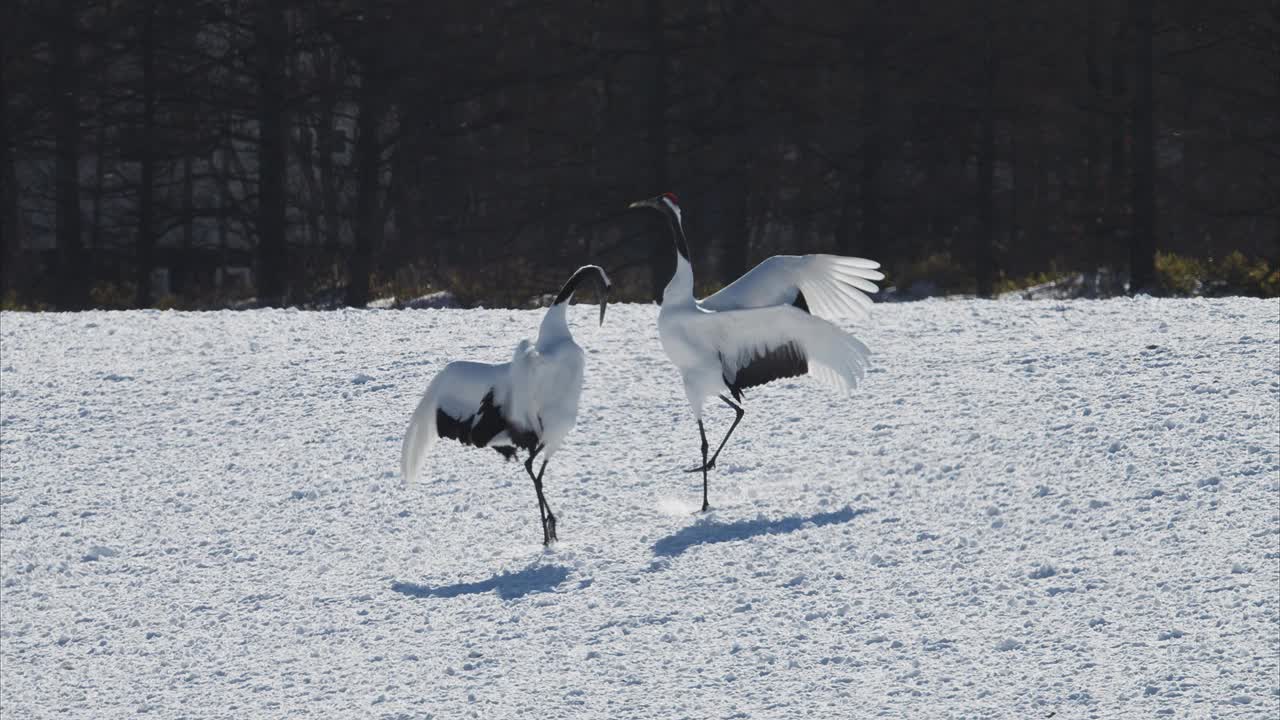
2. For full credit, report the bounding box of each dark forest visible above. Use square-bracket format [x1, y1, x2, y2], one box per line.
[2, 1, 1277, 310]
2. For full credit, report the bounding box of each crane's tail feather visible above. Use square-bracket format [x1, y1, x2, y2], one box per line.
[400, 374, 444, 485]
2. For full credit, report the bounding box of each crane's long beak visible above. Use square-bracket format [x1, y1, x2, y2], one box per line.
[628, 199, 654, 210]
[597, 270, 612, 326]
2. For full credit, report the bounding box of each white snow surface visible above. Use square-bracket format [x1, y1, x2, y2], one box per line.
[1, 298, 1278, 718]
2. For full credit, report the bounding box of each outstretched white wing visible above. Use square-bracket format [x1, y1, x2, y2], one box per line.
[699, 254, 883, 321]
[697, 304, 871, 396]
[400, 360, 512, 484]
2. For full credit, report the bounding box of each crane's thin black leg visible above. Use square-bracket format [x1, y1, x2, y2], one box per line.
[697, 420, 710, 512]
[705, 395, 745, 470]
[685, 395, 744, 474]
[532, 459, 555, 543]
[524, 446, 549, 543]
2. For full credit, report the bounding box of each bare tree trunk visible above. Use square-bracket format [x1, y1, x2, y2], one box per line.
[1179, 87, 1199, 256]
[837, 179, 857, 259]
[389, 135, 415, 270]
[390, 106, 429, 276]
[1085, 0, 1105, 275]
[255, 2, 288, 305]
[974, 16, 997, 298]
[1030, 120, 1048, 259]
[135, 0, 156, 307]
[346, 51, 385, 308]
[216, 142, 230, 290]
[295, 124, 321, 254]
[720, 0, 751, 285]
[1007, 126, 1019, 255]
[88, 102, 106, 253]
[176, 108, 195, 296]
[54, 0, 87, 310]
[858, 0, 883, 261]
[0, 57, 14, 299]
[317, 49, 342, 256]
[647, 0, 669, 301]
[1108, 25, 1128, 288]
[1129, 0, 1155, 292]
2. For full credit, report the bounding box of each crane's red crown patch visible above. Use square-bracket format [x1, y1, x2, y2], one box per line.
[662, 192, 680, 206]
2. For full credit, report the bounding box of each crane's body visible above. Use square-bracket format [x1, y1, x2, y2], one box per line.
[400, 265, 610, 544]
[632, 193, 881, 511]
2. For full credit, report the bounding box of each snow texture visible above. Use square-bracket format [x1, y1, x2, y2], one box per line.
[1, 298, 1278, 718]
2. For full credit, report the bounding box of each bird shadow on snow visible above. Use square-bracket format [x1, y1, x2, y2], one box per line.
[391, 563, 571, 601]
[651, 506, 872, 558]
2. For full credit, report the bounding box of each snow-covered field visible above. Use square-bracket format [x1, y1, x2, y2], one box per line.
[1, 298, 1277, 718]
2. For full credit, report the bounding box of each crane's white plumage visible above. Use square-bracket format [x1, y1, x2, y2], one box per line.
[657, 296, 872, 419]
[399, 339, 584, 486]
[700, 254, 883, 321]
[707, 305, 872, 394]
[630, 192, 881, 511]
[399, 265, 610, 544]
[400, 360, 506, 485]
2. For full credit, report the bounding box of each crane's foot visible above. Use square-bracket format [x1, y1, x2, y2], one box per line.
[684, 460, 716, 473]
[541, 514, 558, 545]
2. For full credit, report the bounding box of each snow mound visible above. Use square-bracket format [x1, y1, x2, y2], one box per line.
[80, 545, 118, 562]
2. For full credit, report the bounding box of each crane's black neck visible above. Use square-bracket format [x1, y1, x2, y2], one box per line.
[553, 268, 588, 305]
[553, 265, 604, 305]
[667, 212, 691, 263]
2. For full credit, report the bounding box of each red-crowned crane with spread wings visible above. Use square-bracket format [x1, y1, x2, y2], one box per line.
[629, 193, 881, 512]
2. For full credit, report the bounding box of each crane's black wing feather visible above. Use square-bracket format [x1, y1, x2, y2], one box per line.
[792, 289, 810, 313]
[721, 341, 809, 402]
[436, 389, 539, 459]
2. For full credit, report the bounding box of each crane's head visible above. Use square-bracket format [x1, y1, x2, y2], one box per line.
[552, 264, 612, 326]
[628, 192, 682, 224]
[628, 192, 690, 261]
